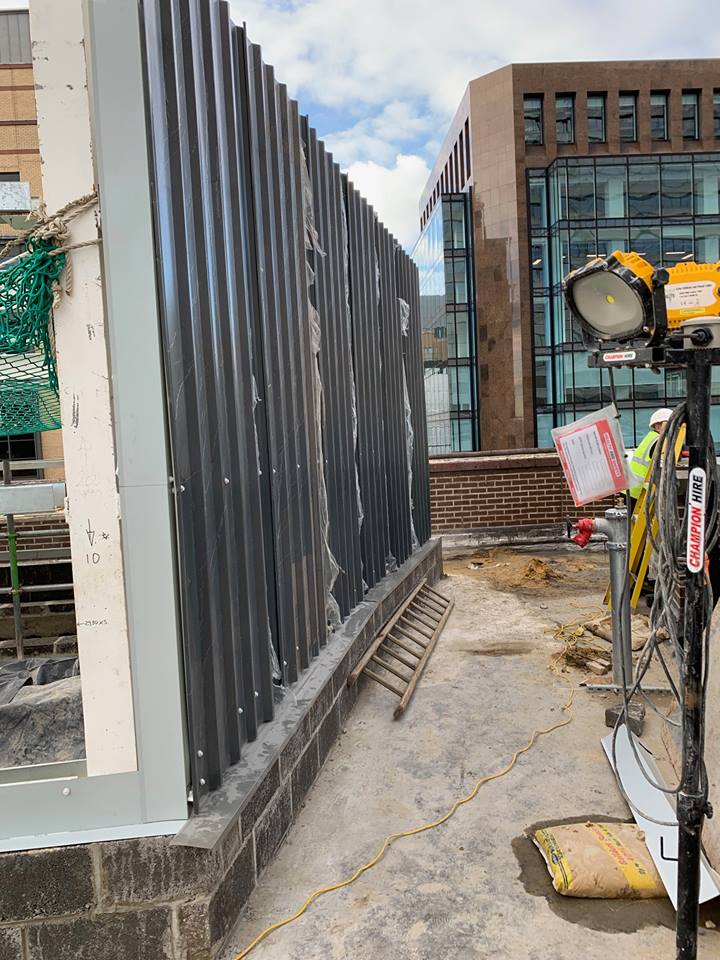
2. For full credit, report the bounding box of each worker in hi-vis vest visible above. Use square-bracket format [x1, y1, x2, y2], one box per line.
[628, 407, 672, 510]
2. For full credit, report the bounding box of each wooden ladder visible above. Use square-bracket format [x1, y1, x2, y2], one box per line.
[348, 578, 454, 718]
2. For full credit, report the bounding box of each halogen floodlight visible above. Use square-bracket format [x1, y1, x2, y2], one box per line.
[563, 251, 655, 343]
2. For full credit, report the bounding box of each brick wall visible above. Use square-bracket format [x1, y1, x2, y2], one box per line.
[0, 511, 70, 553]
[430, 450, 616, 533]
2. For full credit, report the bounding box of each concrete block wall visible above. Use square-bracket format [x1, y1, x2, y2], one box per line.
[430, 451, 615, 534]
[0, 540, 443, 960]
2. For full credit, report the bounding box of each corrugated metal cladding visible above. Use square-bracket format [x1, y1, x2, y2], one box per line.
[140, 0, 430, 808]
[0, 12, 31, 64]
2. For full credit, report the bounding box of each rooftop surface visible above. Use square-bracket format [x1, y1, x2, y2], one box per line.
[223, 547, 720, 960]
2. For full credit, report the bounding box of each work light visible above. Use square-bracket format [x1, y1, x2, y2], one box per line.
[563, 251, 655, 343]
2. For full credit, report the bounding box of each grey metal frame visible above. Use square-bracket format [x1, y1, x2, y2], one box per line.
[0, 0, 189, 848]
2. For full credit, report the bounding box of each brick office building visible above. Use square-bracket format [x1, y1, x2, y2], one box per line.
[0, 6, 63, 471]
[413, 60, 720, 454]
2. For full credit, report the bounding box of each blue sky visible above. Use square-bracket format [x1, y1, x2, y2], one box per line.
[232, 1, 719, 249]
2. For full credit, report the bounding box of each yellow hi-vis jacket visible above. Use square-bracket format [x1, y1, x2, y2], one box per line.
[628, 429, 660, 499]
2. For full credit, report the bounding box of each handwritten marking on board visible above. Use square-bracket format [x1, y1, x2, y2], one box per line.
[71, 394, 80, 429]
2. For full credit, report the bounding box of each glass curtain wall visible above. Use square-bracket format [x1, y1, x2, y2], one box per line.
[530, 153, 720, 448]
[413, 193, 479, 453]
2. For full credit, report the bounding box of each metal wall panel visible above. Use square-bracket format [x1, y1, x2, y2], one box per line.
[140, 0, 430, 808]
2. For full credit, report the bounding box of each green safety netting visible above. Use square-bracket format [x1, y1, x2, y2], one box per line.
[0, 239, 64, 435]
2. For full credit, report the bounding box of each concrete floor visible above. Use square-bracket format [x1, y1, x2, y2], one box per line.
[223, 550, 720, 960]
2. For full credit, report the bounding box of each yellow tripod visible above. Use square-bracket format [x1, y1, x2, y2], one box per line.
[605, 425, 685, 611]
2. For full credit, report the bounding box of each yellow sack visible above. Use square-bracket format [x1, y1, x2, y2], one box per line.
[532, 821, 665, 899]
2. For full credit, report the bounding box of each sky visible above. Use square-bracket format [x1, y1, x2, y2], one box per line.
[229, 0, 720, 251]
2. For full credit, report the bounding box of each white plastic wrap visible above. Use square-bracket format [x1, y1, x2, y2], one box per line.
[340, 195, 365, 535]
[251, 374, 262, 476]
[399, 297, 419, 550]
[302, 150, 341, 631]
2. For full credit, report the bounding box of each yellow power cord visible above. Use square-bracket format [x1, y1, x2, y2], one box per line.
[234, 673, 575, 959]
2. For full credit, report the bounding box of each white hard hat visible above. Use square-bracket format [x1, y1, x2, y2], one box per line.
[649, 408, 673, 427]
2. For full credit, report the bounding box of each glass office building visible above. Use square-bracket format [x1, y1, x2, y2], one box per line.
[530, 153, 720, 447]
[412, 193, 478, 454]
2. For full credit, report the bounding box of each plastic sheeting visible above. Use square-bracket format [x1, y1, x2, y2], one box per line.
[341, 197, 365, 537]
[399, 297, 419, 550]
[302, 147, 342, 632]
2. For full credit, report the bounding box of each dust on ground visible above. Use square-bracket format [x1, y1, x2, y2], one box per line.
[444, 545, 608, 595]
[222, 546, 712, 960]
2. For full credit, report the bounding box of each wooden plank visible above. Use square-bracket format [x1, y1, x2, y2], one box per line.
[411, 600, 442, 622]
[364, 667, 404, 697]
[385, 634, 423, 658]
[416, 590, 446, 614]
[401, 612, 434, 637]
[371, 654, 410, 683]
[407, 605, 441, 629]
[348, 577, 427, 687]
[394, 598, 455, 718]
[425, 584, 450, 604]
[415, 596, 445, 618]
[394, 622, 428, 647]
[379, 642, 417, 670]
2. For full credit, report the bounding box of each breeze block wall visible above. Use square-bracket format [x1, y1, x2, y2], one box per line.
[0, 541, 442, 960]
[430, 450, 616, 535]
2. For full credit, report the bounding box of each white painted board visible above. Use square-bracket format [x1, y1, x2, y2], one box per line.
[602, 725, 720, 908]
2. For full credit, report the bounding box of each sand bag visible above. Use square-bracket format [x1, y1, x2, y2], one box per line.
[532, 821, 665, 899]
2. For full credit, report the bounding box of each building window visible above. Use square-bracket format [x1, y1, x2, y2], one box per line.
[529, 154, 720, 449]
[587, 94, 606, 144]
[464, 118, 471, 177]
[555, 94, 575, 144]
[628, 160, 660, 217]
[567, 166, 595, 219]
[715, 91, 720, 139]
[619, 93, 637, 142]
[528, 175, 547, 230]
[694, 160, 720, 216]
[524, 95, 543, 145]
[650, 92, 668, 141]
[661, 161, 692, 217]
[683, 91, 700, 140]
[596, 163, 627, 218]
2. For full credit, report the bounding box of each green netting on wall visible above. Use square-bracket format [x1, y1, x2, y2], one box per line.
[0, 239, 64, 436]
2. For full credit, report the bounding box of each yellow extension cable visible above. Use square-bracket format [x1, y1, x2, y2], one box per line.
[233, 672, 575, 959]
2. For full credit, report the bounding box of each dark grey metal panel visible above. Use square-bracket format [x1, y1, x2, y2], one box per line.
[345, 180, 392, 589]
[140, 0, 429, 809]
[303, 123, 363, 617]
[377, 222, 412, 566]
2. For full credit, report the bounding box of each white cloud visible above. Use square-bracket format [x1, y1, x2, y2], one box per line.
[230, 0, 720, 245]
[232, 0, 720, 115]
[345, 154, 430, 251]
[324, 100, 437, 166]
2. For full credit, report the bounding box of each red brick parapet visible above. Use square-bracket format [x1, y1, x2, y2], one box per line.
[430, 450, 615, 532]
